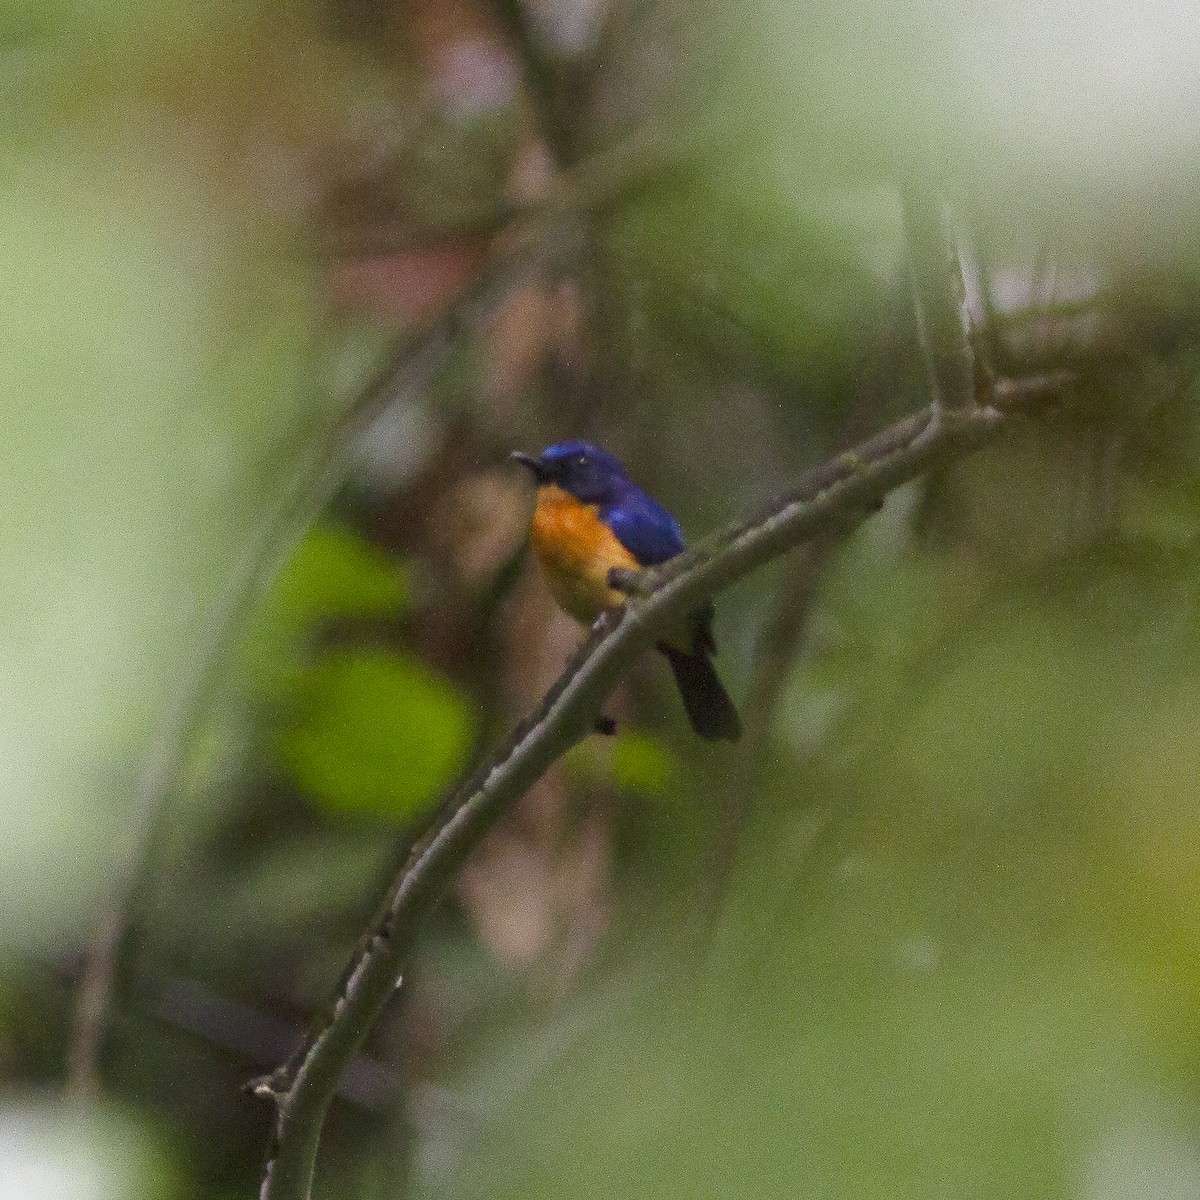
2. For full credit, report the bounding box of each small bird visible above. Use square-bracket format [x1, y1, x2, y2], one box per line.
[512, 441, 740, 741]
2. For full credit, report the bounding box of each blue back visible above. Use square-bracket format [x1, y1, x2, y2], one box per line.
[602, 484, 685, 566]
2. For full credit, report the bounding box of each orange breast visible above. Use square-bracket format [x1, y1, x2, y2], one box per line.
[530, 485, 641, 625]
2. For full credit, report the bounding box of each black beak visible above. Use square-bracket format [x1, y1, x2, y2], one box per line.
[510, 450, 551, 483]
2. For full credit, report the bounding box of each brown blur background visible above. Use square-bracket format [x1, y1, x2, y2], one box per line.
[4, 0, 1200, 1195]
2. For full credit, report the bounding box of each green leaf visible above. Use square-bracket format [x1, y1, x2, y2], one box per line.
[277, 649, 473, 821]
[611, 731, 678, 797]
[247, 522, 408, 691]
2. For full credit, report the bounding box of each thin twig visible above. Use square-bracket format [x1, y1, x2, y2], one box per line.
[253, 370, 1069, 1200]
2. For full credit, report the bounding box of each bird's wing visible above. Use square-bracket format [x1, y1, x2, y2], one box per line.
[606, 488, 719, 656]
[603, 489, 685, 566]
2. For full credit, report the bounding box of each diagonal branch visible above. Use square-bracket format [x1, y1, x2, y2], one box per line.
[252, 369, 1069, 1200]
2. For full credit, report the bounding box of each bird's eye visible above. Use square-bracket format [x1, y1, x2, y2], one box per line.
[574, 454, 587, 467]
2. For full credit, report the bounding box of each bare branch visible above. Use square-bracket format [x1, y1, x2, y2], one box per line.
[253, 369, 1069, 1200]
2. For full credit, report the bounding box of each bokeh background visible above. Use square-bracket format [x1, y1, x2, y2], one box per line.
[4, 0, 1200, 1196]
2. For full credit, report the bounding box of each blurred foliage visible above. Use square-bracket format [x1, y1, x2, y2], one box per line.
[0, 1103, 175, 1198]
[278, 648, 473, 818]
[248, 521, 474, 818]
[4, 0, 1200, 1197]
[0, 82, 325, 961]
[247, 521, 410, 690]
[607, 729, 678, 798]
[430, 537, 1200, 1200]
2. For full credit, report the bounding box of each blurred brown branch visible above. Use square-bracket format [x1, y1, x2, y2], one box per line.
[251, 364, 1070, 1200]
[490, 0, 579, 162]
[322, 119, 687, 260]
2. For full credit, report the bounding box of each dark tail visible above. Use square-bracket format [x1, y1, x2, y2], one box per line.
[658, 644, 741, 742]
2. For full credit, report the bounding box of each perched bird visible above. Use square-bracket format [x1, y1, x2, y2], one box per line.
[511, 441, 740, 741]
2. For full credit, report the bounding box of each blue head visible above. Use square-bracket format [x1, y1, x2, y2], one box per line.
[511, 441, 630, 505]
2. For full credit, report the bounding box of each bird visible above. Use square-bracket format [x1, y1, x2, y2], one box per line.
[511, 441, 741, 741]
